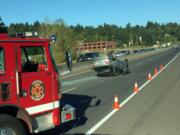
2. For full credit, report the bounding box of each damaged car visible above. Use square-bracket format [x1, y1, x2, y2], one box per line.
[92, 53, 130, 76]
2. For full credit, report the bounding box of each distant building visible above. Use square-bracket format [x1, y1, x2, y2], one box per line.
[77, 41, 116, 52]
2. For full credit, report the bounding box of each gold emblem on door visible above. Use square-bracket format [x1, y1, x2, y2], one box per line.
[30, 80, 45, 101]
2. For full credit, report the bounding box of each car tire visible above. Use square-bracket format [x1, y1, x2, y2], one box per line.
[0, 114, 26, 135]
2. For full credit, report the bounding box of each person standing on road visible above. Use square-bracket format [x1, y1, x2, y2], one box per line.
[65, 51, 73, 71]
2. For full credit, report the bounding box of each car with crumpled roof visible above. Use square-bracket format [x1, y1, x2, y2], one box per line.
[92, 53, 130, 76]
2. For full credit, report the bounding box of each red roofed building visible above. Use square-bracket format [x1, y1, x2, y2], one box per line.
[77, 41, 116, 52]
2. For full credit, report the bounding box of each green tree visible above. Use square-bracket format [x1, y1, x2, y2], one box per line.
[0, 17, 7, 33]
[39, 18, 78, 63]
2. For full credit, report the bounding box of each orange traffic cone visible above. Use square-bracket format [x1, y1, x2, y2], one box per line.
[154, 68, 158, 76]
[160, 64, 163, 71]
[134, 82, 139, 93]
[148, 73, 152, 81]
[113, 95, 120, 110]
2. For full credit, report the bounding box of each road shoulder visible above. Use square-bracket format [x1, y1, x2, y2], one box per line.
[94, 52, 180, 135]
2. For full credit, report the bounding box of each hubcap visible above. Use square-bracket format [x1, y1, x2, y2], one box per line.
[0, 128, 15, 135]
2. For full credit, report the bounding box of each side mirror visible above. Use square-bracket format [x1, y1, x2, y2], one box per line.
[50, 34, 57, 43]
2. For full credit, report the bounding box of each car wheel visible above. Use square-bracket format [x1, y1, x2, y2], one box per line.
[0, 114, 26, 135]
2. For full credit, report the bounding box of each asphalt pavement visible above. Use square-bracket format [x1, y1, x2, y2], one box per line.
[94, 49, 180, 135]
[39, 47, 180, 135]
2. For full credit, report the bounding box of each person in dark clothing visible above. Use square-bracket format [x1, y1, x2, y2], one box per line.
[65, 51, 73, 71]
[125, 58, 129, 68]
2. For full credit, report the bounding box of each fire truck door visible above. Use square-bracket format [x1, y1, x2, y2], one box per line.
[19, 46, 54, 115]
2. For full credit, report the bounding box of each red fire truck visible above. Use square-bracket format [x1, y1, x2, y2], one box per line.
[0, 32, 75, 135]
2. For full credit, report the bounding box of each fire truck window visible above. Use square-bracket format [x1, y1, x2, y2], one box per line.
[21, 46, 47, 72]
[0, 48, 5, 73]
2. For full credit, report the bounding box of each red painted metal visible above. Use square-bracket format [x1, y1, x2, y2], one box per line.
[0, 34, 8, 38]
[52, 108, 61, 126]
[0, 34, 61, 132]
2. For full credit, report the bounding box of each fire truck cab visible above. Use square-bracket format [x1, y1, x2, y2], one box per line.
[0, 32, 75, 135]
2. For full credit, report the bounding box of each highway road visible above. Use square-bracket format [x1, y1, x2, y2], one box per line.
[94, 48, 180, 135]
[39, 47, 180, 135]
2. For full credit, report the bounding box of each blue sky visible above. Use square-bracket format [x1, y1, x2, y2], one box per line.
[0, 0, 180, 27]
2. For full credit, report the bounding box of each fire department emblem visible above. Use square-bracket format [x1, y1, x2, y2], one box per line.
[30, 80, 45, 101]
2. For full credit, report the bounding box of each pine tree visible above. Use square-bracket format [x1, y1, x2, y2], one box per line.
[0, 17, 8, 33]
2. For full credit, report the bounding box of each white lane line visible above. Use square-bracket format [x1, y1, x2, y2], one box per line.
[136, 63, 142, 66]
[147, 58, 153, 61]
[62, 87, 77, 94]
[62, 76, 96, 86]
[161, 52, 180, 71]
[85, 52, 180, 135]
[61, 70, 93, 79]
[86, 109, 118, 135]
